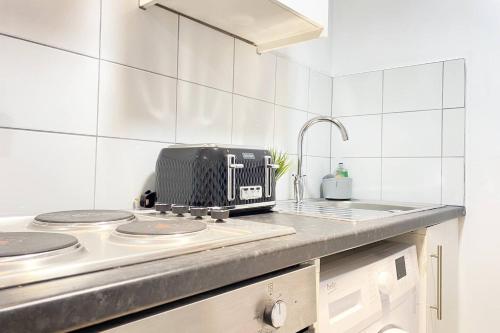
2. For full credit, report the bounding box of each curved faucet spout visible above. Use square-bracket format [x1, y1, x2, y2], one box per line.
[294, 116, 349, 203]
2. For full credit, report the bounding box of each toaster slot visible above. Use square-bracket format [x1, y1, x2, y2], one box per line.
[227, 154, 244, 201]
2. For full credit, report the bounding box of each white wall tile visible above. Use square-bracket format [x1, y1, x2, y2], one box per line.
[443, 59, 465, 108]
[332, 158, 382, 200]
[274, 106, 308, 154]
[0, 36, 98, 135]
[383, 62, 443, 113]
[382, 110, 442, 157]
[442, 157, 465, 205]
[306, 113, 331, 157]
[233, 40, 276, 103]
[275, 58, 310, 111]
[332, 115, 382, 157]
[308, 71, 332, 116]
[95, 138, 165, 209]
[443, 108, 465, 156]
[101, 0, 178, 76]
[0, 0, 100, 57]
[178, 17, 234, 91]
[275, 154, 298, 200]
[98, 61, 176, 142]
[332, 71, 383, 116]
[304, 156, 330, 198]
[176, 81, 232, 144]
[0, 129, 95, 216]
[232, 95, 274, 148]
[381, 158, 441, 204]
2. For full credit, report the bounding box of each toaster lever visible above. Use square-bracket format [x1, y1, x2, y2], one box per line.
[227, 154, 241, 201]
[264, 156, 277, 198]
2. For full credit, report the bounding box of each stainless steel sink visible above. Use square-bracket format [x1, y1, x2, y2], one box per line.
[273, 199, 443, 222]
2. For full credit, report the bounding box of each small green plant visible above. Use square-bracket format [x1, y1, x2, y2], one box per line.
[270, 148, 292, 181]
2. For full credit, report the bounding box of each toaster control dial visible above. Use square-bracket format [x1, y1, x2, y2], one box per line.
[155, 203, 171, 214]
[190, 207, 208, 218]
[263, 300, 287, 328]
[211, 209, 229, 222]
[172, 205, 189, 216]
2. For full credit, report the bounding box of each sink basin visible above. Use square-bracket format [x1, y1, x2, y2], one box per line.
[273, 199, 443, 222]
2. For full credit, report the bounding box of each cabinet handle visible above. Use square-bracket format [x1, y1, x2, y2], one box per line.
[430, 245, 443, 320]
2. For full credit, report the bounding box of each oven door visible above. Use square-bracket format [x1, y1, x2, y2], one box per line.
[94, 264, 317, 333]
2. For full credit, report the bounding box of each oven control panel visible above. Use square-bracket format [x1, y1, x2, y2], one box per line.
[101, 264, 317, 333]
[240, 186, 263, 200]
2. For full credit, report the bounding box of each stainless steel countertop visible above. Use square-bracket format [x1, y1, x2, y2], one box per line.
[0, 205, 465, 332]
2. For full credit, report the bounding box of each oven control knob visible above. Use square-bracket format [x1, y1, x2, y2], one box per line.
[211, 209, 229, 222]
[172, 205, 189, 216]
[190, 207, 208, 218]
[263, 300, 287, 329]
[155, 203, 171, 214]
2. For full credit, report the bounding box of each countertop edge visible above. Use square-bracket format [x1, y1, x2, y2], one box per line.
[0, 205, 464, 331]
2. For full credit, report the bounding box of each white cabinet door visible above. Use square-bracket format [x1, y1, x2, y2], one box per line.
[389, 218, 460, 333]
[139, 0, 326, 52]
[275, 0, 329, 36]
[426, 219, 459, 333]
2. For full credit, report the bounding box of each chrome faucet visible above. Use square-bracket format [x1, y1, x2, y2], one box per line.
[293, 116, 349, 203]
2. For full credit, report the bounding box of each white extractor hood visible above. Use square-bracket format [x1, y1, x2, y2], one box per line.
[139, 0, 326, 53]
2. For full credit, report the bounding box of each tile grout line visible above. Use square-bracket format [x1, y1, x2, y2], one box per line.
[463, 60, 467, 206]
[305, 67, 311, 161]
[0, 125, 181, 145]
[0, 122, 465, 159]
[101, 58, 177, 80]
[332, 58, 464, 79]
[174, 15, 180, 143]
[333, 107, 445, 119]
[97, 135, 175, 145]
[440, 62, 445, 204]
[233, 91, 275, 105]
[0, 126, 96, 138]
[230, 38, 236, 145]
[92, 0, 104, 209]
[272, 55, 278, 151]
[380, 71, 385, 200]
[0, 32, 100, 60]
[329, 76, 333, 174]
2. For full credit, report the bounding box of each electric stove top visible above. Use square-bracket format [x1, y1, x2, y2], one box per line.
[0, 207, 295, 290]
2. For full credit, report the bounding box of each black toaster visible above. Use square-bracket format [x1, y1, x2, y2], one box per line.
[155, 144, 278, 212]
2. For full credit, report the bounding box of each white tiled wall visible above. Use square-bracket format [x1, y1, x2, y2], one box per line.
[0, 129, 96, 215]
[178, 16, 234, 92]
[100, 0, 178, 76]
[0, 1, 466, 214]
[331, 60, 466, 205]
[0, 0, 101, 57]
[0, 35, 99, 135]
[0, 0, 332, 215]
[98, 61, 177, 142]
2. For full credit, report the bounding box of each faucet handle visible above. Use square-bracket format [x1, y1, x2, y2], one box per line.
[292, 173, 306, 178]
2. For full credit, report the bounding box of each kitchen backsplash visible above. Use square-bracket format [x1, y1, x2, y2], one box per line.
[330, 60, 466, 205]
[0, 1, 465, 216]
[0, 0, 331, 215]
